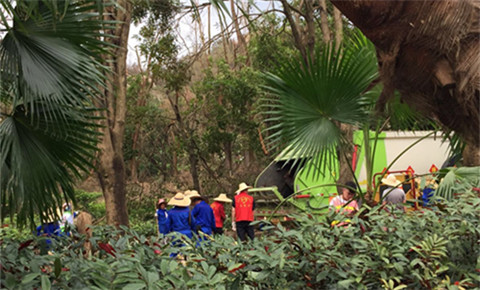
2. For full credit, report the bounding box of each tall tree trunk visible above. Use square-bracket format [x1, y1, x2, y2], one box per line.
[337, 124, 355, 186]
[169, 128, 178, 175]
[230, 0, 250, 66]
[218, 13, 230, 66]
[462, 143, 480, 167]
[168, 91, 201, 192]
[130, 122, 141, 183]
[333, 6, 343, 52]
[304, 0, 316, 60]
[327, 7, 353, 192]
[129, 74, 152, 183]
[188, 143, 200, 191]
[96, 0, 132, 227]
[318, 0, 331, 43]
[224, 141, 233, 176]
[280, 0, 307, 62]
[207, 4, 211, 55]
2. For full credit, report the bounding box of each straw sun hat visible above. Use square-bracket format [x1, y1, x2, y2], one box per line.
[381, 174, 402, 187]
[213, 193, 232, 203]
[167, 192, 191, 207]
[186, 190, 204, 201]
[235, 182, 252, 194]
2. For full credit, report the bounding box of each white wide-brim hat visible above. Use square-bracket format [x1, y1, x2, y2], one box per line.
[214, 193, 232, 203]
[168, 192, 191, 207]
[381, 174, 402, 187]
[235, 182, 252, 194]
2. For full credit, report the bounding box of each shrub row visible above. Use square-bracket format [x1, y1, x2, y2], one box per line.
[1, 192, 479, 289]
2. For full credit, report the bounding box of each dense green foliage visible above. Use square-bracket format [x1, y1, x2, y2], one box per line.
[2, 192, 478, 289]
[74, 190, 106, 220]
[0, 0, 109, 226]
[193, 62, 262, 158]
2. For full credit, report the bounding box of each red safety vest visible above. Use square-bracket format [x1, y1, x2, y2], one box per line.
[234, 192, 254, 222]
[210, 201, 225, 228]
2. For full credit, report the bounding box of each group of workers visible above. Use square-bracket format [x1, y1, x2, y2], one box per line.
[155, 182, 256, 242]
[35, 203, 75, 253]
[158, 175, 413, 239]
[329, 174, 411, 224]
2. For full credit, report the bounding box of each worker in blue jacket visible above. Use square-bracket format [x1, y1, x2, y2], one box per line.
[189, 191, 215, 237]
[36, 210, 63, 254]
[155, 198, 169, 235]
[167, 192, 194, 239]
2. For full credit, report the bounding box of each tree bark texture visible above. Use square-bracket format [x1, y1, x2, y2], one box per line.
[318, 0, 331, 43]
[332, 6, 343, 52]
[331, 0, 480, 165]
[280, 0, 307, 61]
[230, 0, 250, 66]
[96, 0, 132, 226]
[168, 91, 201, 192]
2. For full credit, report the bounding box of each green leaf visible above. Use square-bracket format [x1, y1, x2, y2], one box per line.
[122, 283, 146, 290]
[54, 257, 61, 278]
[21, 273, 40, 284]
[201, 261, 209, 273]
[410, 258, 424, 268]
[393, 263, 404, 274]
[261, 31, 378, 177]
[169, 260, 178, 272]
[208, 265, 217, 279]
[41, 275, 51, 290]
[337, 279, 353, 289]
[147, 271, 159, 285]
[228, 263, 244, 272]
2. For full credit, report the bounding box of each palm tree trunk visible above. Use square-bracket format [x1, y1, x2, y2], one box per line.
[330, 0, 480, 165]
[462, 143, 480, 167]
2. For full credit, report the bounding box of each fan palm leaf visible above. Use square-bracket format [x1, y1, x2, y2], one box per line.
[434, 167, 480, 201]
[0, 0, 111, 226]
[262, 33, 378, 174]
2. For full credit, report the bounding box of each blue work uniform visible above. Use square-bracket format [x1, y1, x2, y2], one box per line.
[191, 200, 215, 236]
[36, 222, 61, 237]
[36, 222, 62, 253]
[156, 208, 169, 235]
[167, 206, 194, 238]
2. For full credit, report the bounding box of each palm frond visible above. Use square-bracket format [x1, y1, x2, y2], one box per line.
[382, 89, 438, 131]
[261, 32, 378, 173]
[441, 130, 466, 162]
[1, 0, 112, 118]
[434, 167, 480, 201]
[0, 0, 108, 227]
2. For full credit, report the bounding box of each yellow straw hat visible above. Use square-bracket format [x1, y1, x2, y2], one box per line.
[235, 182, 252, 194]
[188, 190, 206, 203]
[213, 193, 232, 203]
[168, 192, 191, 207]
[381, 174, 402, 187]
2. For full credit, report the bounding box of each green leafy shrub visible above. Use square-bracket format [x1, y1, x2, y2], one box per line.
[74, 190, 105, 220]
[1, 192, 478, 289]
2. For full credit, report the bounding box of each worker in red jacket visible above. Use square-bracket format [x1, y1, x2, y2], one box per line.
[232, 182, 255, 241]
[210, 193, 232, 235]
